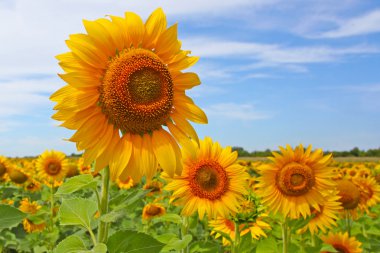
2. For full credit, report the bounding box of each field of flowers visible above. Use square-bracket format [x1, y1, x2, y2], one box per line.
[0, 151, 379, 253]
[1, 7, 380, 253]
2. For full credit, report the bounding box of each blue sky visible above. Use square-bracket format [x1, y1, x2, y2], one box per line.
[0, 0, 380, 156]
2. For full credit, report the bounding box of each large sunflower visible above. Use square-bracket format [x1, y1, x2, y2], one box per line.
[36, 150, 69, 183]
[165, 137, 249, 219]
[51, 8, 207, 182]
[256, 144, 336, 219]
[321, 232, 362, 253]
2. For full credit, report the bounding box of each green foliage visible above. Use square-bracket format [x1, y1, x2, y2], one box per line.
[0, 204, 27, 230]
[55, 174, 97, 196]
[53, 235, 107, 253]
[256, 237, 278, 253]
[58, 198, 97, 230]
[107, 230, 164, 253]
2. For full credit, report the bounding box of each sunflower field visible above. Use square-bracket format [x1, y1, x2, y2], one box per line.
[1, 8, 380, 253]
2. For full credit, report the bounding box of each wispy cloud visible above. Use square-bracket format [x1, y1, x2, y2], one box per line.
[185, 38, 379, 62]
[317, 9, 380, 38]
[0, 76, 60, 118]
[204, 103, 272, 120]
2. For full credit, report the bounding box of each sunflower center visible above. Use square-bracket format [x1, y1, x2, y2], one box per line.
[190, 160, 229, 200]
[45, 161, 61, 176]
[332, 244, 349, 253]
[336, 180, 360, 209]
[276, 162, 315, 196]
[146, 205, 162, 216]
[99, 48, 173, 135]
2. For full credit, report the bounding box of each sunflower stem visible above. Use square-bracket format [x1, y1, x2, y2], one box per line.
[311, 233, 316, 247]
[345, 210, 351, 237]
[181, 216, 190, 253]
[281, 217, 289, 253]
[98, 166, 110, 244]
[232, 221, 241, 253]
[49, 184, 55, 232]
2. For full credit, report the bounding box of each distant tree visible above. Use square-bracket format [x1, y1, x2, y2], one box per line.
[232, 147, 250, 157]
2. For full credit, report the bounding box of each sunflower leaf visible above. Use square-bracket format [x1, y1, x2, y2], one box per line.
[55, 174, 97, 196]
[0, 204, 27, 230]
[107, 230, 164, 253]
[58, 198, 97, 230]
[256, 237, 278, 253]
[53, 235, 87, 253]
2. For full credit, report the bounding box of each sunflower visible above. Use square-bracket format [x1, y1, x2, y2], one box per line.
[209, 217, 250, 246]
[24, 179, 42, 192]
[8, 167, 29, 184]
[78, 157, 91, 174]
[50, 8, 207, 183]
[353, 176, 380, 212]
[0, 156, 11, 177]
[298, 190, 342, 235]
[336, 179, 360, 210]
[116, 176, 134, 190]
[36, 150, 69, 183]
[22, 219, 46, 233]
[165, 137, 249, 219]
[256, 144, 335, 219]
[143, 180, 163, 196]
[321, 232, 362, 253]
[19, 198, 46, 233]
[142, 203, 166, 220]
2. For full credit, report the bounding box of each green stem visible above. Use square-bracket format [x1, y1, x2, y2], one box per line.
[97, 166, 110, 244]
[181, 216, 189, 253]
[88, 228, 97, 246]
[232, 221, 241, 253]
[50, 185, 55, 232]
[311, 233, 316, 247]
[281, 217, 289, 253]
[345, 210, 351, 237]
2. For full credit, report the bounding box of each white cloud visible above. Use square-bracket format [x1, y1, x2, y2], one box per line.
[318, 9, 380, 38]
[0, 76, 61, 118]
[204, 103, 271, 120]
[185, 38, 379, 63]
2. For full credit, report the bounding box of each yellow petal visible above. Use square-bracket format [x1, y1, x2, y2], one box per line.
[173, 72, 201, 90]
[143, 8, 167, 49]
[151, 129, 177, 177]
[124, 12, 145, 48]
[155, 24, 181, 60]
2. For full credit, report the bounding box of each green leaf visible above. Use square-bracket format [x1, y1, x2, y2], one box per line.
[320, 244, 338, 252]
[109, 188, 149, 210]
[288, 215, 314, 232]
[92, 243, 107, 253]
[54, 236, 107, 253]
[54, 235, 87, 253]
[189, 241, 219, 253]
[367, 226, 380, 236]
[155, 213, 182, 224]
[163, 234, 193, 251]
[0, 204, 27, 230]
[256, 237, 278, 253]
[155, 233, 178, 244]
[58, 198, 97, 230]
[107, 230, 165, 253]
[55, 174, 97, 196]
[99, 210, 124, 223]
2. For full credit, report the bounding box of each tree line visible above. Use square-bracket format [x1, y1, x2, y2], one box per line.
[232, 146, 380, 157]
